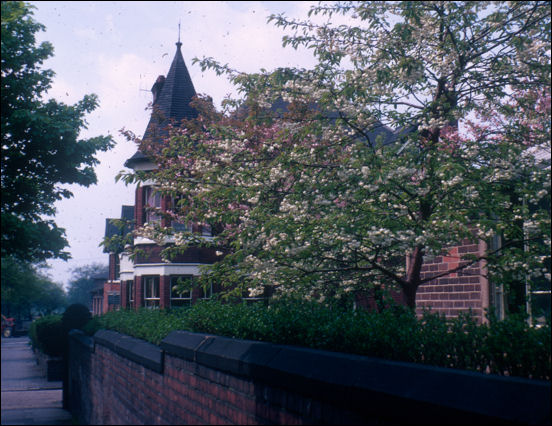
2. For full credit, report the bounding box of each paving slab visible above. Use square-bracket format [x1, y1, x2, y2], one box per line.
[1, 337, 73, 425]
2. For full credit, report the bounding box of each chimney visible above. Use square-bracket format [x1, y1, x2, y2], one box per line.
[151, 75, 165, 105]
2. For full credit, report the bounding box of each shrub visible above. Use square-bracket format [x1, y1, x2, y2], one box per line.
[92, 301, 551, 380]
[29, 315, 64, 357]
[62, 303, 91, 333]
[81, 316, 103, 336]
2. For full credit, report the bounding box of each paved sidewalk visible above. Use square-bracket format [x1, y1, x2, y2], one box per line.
[1, 336, 73, 425]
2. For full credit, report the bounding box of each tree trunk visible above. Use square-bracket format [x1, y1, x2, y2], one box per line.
[403, 284, 418, 310]
[404, 245, 424, 309]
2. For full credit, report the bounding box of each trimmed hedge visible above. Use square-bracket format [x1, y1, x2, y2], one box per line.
[90, 300, 551, 380]
[29, 304, 94, 358]
[29, 314, 64, 357]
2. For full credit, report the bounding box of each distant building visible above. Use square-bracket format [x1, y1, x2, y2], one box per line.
[90, 274, 108, 316]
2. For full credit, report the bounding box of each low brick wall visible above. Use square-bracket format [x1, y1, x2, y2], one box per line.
[34, 348, 63, 381]
[68, 329, 550, 425]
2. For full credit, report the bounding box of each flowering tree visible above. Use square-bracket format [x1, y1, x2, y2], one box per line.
[120, 1, 550, 310]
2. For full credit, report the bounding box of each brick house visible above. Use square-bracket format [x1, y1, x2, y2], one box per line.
[98, 40, 546, 322]
[100, 40, 220, 312]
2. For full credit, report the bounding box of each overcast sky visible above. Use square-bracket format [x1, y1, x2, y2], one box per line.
[28, 1, 322, 288]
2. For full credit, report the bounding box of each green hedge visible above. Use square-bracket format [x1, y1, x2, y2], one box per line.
[29, 304, 94, 358]
[89, 300, 551, 380]
[29, 314, 64, 357]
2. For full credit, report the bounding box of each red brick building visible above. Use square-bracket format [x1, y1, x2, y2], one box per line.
[98, 40, 545, 322]
[98, 40, 220, 312]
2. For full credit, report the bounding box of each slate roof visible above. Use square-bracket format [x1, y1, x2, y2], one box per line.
[124, 43, 413, 170]
[104, 218, 119, 240]
[251, 96, 403, 147]
[121, 205, 134, 221]
[125, 41, 198, 169]
[103, 205, 135, 252]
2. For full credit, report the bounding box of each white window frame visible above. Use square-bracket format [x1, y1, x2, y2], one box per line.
[127, 280, 134, 306]
[170, 275, 193, 307]
[145, 187, 162, 225]
[199, 282, 213, 300]
[143, 275, 160, 308]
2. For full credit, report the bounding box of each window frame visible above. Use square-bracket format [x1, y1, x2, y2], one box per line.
[127, 280, 134, 306]
[143, 275, 160, 308]
[170, 275, 193, 307]
[145, 186, 162, 225]
[199, 281, 213, 300]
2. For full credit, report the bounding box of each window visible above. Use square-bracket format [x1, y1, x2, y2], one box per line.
[127, 280, 134, 306]
[170, 195, 189, 231]
[199, 281, 213, 300]
[201, 224, 212, 237]
[145, 187, 162, 224]
[114, 255, 120, 280]
[143, 276, 160, 308]
[170, 276, 193, 307]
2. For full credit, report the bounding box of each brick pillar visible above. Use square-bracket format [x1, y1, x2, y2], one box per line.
[103, 284, 109, 314]
[121, 281, 128, 309]
[161, 196, 170, 228]
[159, 275, 171, 309]
[108, 253, 116, 281]
[135, 276, 143, 310]
[135, 186, 145, 227]
[191, 287, 201, 305]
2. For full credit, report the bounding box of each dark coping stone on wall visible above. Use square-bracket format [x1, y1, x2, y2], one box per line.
[261, 346, 551, 425]
[69, 329, 95, 352]
[349, 356, 551, 425]
[160, 331, 550, 425]
[94, 329, 163, 373]
[193, 335, 284, 377]
[160, 330, 215, 361]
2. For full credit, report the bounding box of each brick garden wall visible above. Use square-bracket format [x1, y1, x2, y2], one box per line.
[67, 329, 550, 425]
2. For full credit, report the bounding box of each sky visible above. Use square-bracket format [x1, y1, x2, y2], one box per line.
[27, 1, 323, 288]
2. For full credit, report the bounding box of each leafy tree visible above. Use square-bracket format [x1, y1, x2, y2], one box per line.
[66, 263, 108, 307]
[1, 1, 114, 263]
[1, 256, 67, 319]
[120, 1, 550, 310]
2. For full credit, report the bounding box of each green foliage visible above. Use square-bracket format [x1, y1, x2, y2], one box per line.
[1, 1, 114, 263]
[30, 304, 95, 358]
[61, 303, 91, 333]
[95, 308, 189, 345]
[1, 256, 67, 319]
[93, 301, 551, 380]
[134, 1, 550, 311]
[29, 314, 64, 357]
[81, 316, 103, 336]
[66, 263, 108, 306]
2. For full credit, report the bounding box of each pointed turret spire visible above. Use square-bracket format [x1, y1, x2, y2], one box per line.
[151, 40, 197, 124]
[125, 39, 198, 169]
